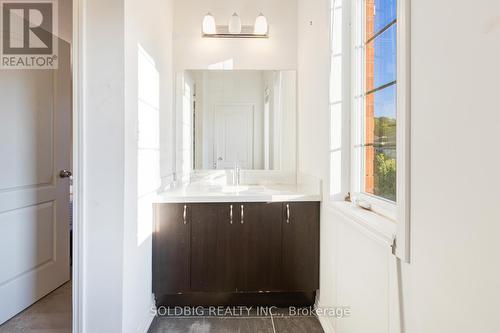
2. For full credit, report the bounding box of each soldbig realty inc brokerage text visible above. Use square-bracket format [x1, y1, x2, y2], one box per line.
[152, 306, 352, 318]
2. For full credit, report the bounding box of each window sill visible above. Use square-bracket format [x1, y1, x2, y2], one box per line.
[325, 200, 396, 246]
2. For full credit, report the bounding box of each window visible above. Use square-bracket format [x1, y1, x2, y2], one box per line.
[359, 0, 397, 202]
[329, 0, 411, 261]
[351, 0, 399, 218]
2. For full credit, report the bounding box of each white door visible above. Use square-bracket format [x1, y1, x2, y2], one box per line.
[214, 104, 254, 169]
[0, 41, 71, 324]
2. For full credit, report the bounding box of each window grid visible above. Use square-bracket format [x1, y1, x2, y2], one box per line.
[360, 0, 397, 202]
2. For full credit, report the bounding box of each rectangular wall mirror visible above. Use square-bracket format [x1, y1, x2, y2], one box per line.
[175, 70, 296, 173]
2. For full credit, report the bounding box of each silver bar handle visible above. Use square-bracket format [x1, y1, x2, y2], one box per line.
[286, 204, 290, 223]
[183, 205, 187, 224]
[241, 205, 244, 224]
[229, 205, 233, 224]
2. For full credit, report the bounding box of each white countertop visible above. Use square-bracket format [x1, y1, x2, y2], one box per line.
[155, 184, 321, 203]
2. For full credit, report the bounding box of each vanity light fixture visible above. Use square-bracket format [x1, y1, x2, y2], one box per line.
[254, 13, 268, 35]
[202, 13, 269, 38]
[202, 13, 216, 35]
[228, 13, 242, 34]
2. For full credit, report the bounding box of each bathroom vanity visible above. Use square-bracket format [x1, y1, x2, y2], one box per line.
[152, 185, 320, 307]
[152, 69, 320, 306]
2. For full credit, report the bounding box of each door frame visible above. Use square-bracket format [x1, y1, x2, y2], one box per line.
[72, 0, 83, 331]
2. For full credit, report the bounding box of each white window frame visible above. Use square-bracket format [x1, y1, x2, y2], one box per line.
[329, 0, 411, 262]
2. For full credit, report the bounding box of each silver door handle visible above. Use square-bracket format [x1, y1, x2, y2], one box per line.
[286, 204, 290, 223]
[240, 205, 244, 224]
[59, 170, 72, 178]
[183, 205, 187, 224]
[229, 205, 233, 224]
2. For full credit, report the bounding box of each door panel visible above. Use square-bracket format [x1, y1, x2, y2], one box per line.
[240, 203, 282, 291]
[153, 204, 190, 294]
[190, 204, 218, 291]
[0, 202, 55, 284]
[282, 202, 320, 291]
[0, 41, 71, 324]
[214, 105, 254, 169]
[215, 204, 243, 292]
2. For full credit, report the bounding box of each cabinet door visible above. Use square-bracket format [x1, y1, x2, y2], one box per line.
[190, 204, 219, 291]
[240, 203, 283, 291]
[215, 203, 243, 292]
[153, 204, 190, 295]
[282, 202, 320, 291]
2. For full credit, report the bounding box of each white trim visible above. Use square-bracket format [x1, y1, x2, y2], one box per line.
[72, 0, 84, 332]
[314, 291, 336, 333]
[141, 316, 155, 333]
[350, 0, 363, 201]
[351, 192, 397, 221]
[139, 297, 156, 333]
[317, 314, 336, 333]
[395, 0, 411, 263]
[328, 0, 352, 201]
[326, 201, 396, 247]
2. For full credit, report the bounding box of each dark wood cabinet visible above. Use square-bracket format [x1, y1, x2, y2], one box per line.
[240, 203, 282, 291]
[214, 203, 243, 292]
[190, 203, 283, 292]
[153, 203, 190, 295]
[153, 201, 319, 305]
[282, 202, 320, 291]
[190, 204, 219, 291]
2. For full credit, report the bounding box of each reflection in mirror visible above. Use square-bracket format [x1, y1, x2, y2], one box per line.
[176, 70, 296, 171]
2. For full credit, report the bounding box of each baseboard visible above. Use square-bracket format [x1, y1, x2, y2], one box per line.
[317, 315, 336, 333]
[314, 298, 336, 333]
[155, 291, 316, 307]
[139, 297, 156, 333]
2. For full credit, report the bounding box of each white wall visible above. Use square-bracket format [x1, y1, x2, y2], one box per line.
[82, 0, 174, 332]
[123, 0, 174, 332]
[81, 0, 125, 331]
[297, 0, 500, 333]
[400, 0, 500, 331]
[173, 0, 297, 70]
[296, 0, 334, 328]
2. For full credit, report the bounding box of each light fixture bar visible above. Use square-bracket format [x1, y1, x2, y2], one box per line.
[202, 25, 269, 38]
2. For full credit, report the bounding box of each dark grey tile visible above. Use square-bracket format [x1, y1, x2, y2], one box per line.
[273, 316, 324, 333]
[148, 317, 209, 333]
[272, 307, 317, 317]
[155, 306, 262, 317]
[205, 318, 274, 333]
[149, 317, 274, 333]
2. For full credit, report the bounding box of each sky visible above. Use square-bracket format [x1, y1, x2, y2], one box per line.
[370, 0, 397, 119]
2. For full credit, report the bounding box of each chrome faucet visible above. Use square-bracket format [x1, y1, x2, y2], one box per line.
[234, 162, 241, 186]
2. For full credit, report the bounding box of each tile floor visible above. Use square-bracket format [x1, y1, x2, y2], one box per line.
[148, 309, 324, 333]
[0, 286, 324, 333]
[0, 282, 72, 333]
